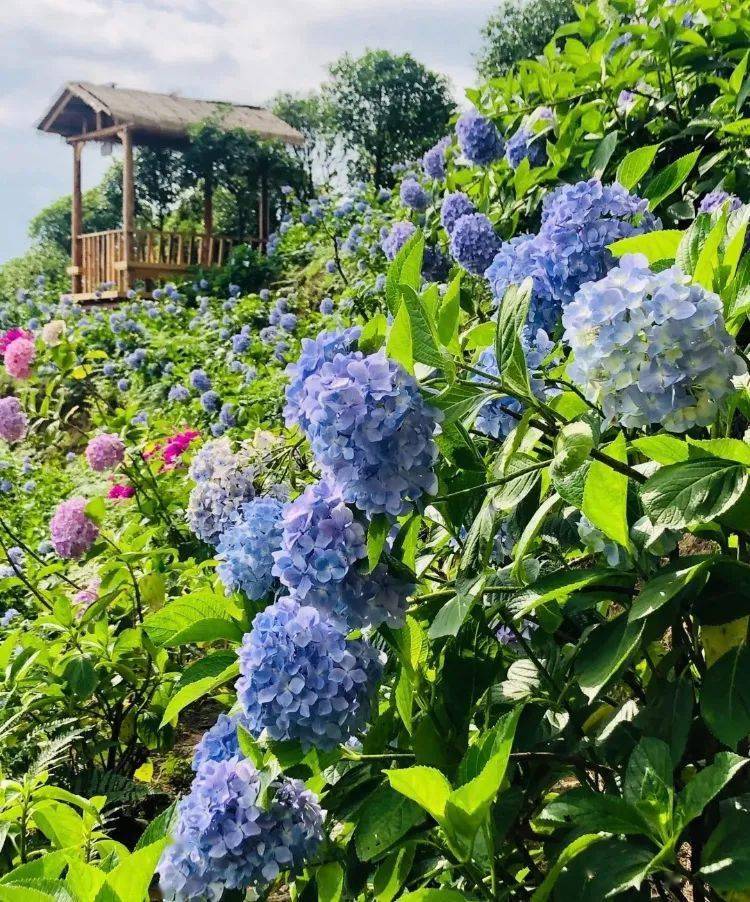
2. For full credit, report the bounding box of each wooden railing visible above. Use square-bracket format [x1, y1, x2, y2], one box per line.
[74, 228, 257, 297]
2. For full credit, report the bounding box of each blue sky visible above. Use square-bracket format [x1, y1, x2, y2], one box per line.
[0, 0, 490, 263]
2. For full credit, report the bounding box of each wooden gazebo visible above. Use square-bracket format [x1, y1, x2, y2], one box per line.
[37, 82, 304, 301]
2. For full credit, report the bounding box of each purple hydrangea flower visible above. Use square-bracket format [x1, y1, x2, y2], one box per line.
[216, 497, 285, 599]
[319, 297, 334, 315]
[85, 433, 125, 472]
[236, 596, 384, 749]
[440, 192, 475, 234]
[191, 711, 248, 771]
[399, 178, 429, 212]
[449, 213, 500, 275]
[190, 369, 212, 392]
[456, 110, 505, 165]
[0, 397, 27, 444]
[168, 384, 190, 403]
[698, 190, 742, 214]
[422, 245, 451, 282]
[50, 497, 100, 559]
[201, 390, 221, 413]
[381, 221, 417, 261]
[280, 312, 298, 333]
[1, 608, 19, 627]
[187, 439, 256, 545]
[505, 127, 546, 169]
[158, 754, 324, 899]
[563, 253, 745, 431]
[293, 349, 441, 517]
[422, 136, 451, 180]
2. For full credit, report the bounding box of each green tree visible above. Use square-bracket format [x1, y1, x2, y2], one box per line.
[271, 91, 334, 194]
[477, 0, 575, 77]
[135, 148, 185, 230]
[322, 49, 455, 187]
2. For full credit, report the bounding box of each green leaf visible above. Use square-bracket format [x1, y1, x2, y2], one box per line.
[386, 300, 413, 373]
[385, 766, 452, 826]
[63, 655, 98, 701]
[552, 838, 654, 900]
[575, 614, 645, 701]
[609, 229, 683, 263]
[590, 131, 618, 178]
[701, 808, 750, 892]
[641, 458, 748, 528]
[495, 278, 534, 399]
[373, 844, 414, 902]
[582, 432, 631, 551]
[84, 496, 106, 526]
[138, 572, 165, 611]
[616, 143, 660, 191]
[701, 645, 750, 749]
[513, 568, 635, 618]
[95, 839, 167, 902]
[354, 785, 424, 861]
[386, 230, 423, 315]
[316, 862, 343, 902]
[399, 890, 468, 902]
[135, 802, 176, 851]
[632, 434, 689, 465]
[367, 513, 391, 572]
[437, 272, 461, 347]
[143, 595, 243, 647]
[401, 285, 454, 379]
[624, 737, 674, 841]
[512, 493, 562, 579]
[693, 208, 728, 290]
[674, 753, 748, 831]
[550, 421, 594, 483]
[541, 789, 649, 834]
[0, 853, 68, 885]
[395, 667, 413, 735]
[359, 313, 388, 354]
[628, 559, 710, 621]
[531, 834, 607, 902]
[643, 149, 701, 210]
[160, 661, 239, 726]
[428, 573, 488, 640]
[237, 723, 265, 768]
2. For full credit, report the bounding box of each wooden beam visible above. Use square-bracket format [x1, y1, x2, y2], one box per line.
[67, 123, 132, 144]
[121, 127, 135, 290]
[71, 142, 83, 294]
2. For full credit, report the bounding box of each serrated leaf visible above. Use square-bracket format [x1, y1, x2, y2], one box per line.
[582, 432, 631, 551]
[616, 143, 660, 191]
[643, 149, 701, 210]
[641, 458, 748, 528]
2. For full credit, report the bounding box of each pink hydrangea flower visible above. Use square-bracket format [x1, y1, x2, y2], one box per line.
[0, 397, 27, 444]
[74, 578, 100, 614]
[85, 433, 125, 472]
[0, 329, 32, 356]
[107, 482, 135, 500]
[50, 498, 99, 559]
[163, 429, 200, 466]
[4, 338, 36, 379]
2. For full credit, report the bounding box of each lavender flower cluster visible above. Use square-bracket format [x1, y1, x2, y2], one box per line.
[216, 497, 285, 600]
[187, 439, 256, 546]
[563, 253, 745, 431]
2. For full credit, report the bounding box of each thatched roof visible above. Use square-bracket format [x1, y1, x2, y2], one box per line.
[37, 81, 304, 147]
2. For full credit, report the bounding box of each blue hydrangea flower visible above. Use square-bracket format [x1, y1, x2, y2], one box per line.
[300, 563, 412, 631]
[563, 253, 745, 431]
[158, 755, 324, 900]
[505, 126, 546, 169]
[400, 178, 429, 211]
[236, 596, 384, 749]
[293, 349, 441, 517]
[455, 110, 505, 164]
[539, 179, 658, 305]
[201, 390, 221, 413]
[280, 313, 298, 333]
[698, 190, 742, 214]
[381, 221, 417, 261]
[216, 497, 285, 599]
[272, 479, 366, 596]
[125, 348, 146, 369]
[422, 136, 451, 180]
[219, 403, 236, 427]
[187, 439, 256, 545]
[449, 213, 500, 275]
[191, 712, 248, 771]
[319, 297, 334, 315]
[190, 369, 212, 392]
[168, 384, 190, 403]
[422, 245, 451, 283]
[440, 192, 475, 234]
[485, 234, 560, 334]
[283, 327, 361, 434]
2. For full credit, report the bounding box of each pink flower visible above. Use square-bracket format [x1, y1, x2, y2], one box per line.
[50, 497, 99, 559]
[0, 329, 32, 356]
[4, 338, 36, 379]
[108, 483, 135, 500]
[162, 429, 200, 466]
[74, 578, 100, 615]
[0, 397, 27, 444]
[85, 433, 125, 472]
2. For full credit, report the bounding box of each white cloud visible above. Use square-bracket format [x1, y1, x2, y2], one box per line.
[0, 0, 489, 260]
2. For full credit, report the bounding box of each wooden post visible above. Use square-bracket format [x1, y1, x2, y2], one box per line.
[258, 173, 269, 252]
[71, 143, 83, 294]
[120, 127, 134, 294]
[202, 175, 213, 266]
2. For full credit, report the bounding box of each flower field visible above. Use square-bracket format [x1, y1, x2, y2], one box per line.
[2, 0, 750, 899]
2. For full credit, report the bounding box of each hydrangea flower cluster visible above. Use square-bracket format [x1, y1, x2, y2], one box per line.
[455, 110, 505, 164]
[422, 136, 451, 180]
[563, 253, 745, 431]
[440, 192, 475, 234]
[236, 597, 383, 749]
[283, 327, 361, 433]
[108, 483, 135, 500]
[292, 346, 440, 517]
[0, 328, 32, 356]
[272, 479, 366, 595]
[158, 754, 324, 901]
[216, 497, 285, 599]
[698, 189, 742, 214]
[85, 433, 125, 472]
[5, 338, 35, 379]
[50, 497, 100, 559]
[539, 179, 658, 305]
[0, 397, 27, 444]
[191, 711, 248, 771]
[187, 439, 256, 546]
[302, 563, 412, 631]
[399, 177, 429, 211]
[449, 213, 500, 275]
[381, 221, 416, 260]
[505, 126, 546, 169]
